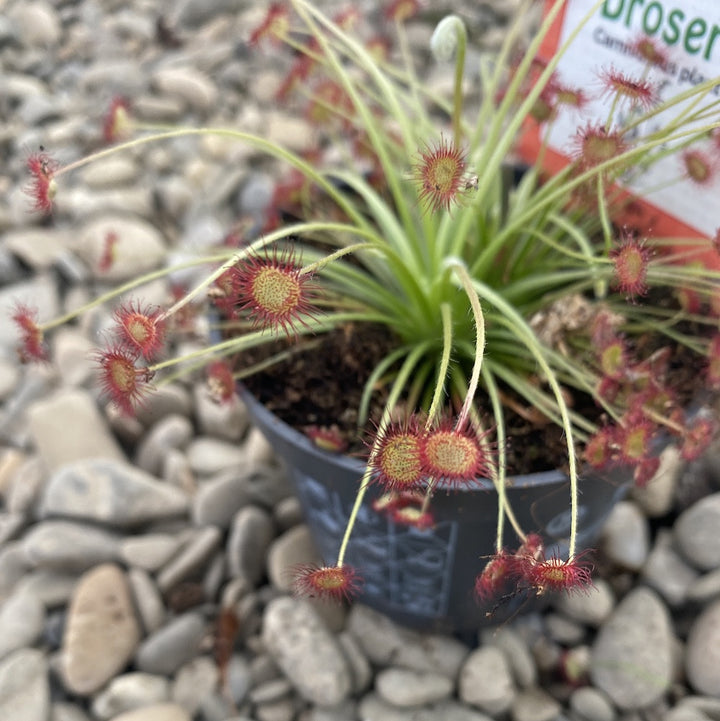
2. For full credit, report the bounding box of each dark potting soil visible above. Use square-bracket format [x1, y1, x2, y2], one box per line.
[235, 312, 709, 477]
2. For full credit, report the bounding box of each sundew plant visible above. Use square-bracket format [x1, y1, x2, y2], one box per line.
[17, 0, 720, 603]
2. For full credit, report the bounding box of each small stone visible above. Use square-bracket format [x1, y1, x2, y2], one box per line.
[40, 458, 189, 528]
[162, 450, 196, 494]
[27, 390, 124, 472]
[249, 678, 294, 704]
[6, 455, 44, 515]
[510, 687, 561, 721]
[156, 526, 222, 593]
[347, 604, 469, 678]
[376, 668, 453, 707]
[171, 656, 219, 715]
[590, 587, 674, 709]
[302, 700, 359, 721]
[226, 654, 253, 706]
[676, 696, 720, 720]
[357, 692, 417, 721]
[51, 701, 93, 721]
[600, 500, 650, 571]
[0, 361, 20, 402]
[544, 612, 586, 645]
[267, 525, 319, 592]
[0, 513, 25, 545]
[194, 386, 249, 442]
[127, 568, 166, 634]
[459, 646, 516, 715]
[135, 612, 206, 676]
[273, 496, 304, 532]
[553, 578, 615, 626]
[227, 505, 275, 585]
[15, 570, 77, 607]
[53, 329, 96, 388]
[262, 597, 352, 706]
[152, 67, 218, 112]
[121, 534, 182, 573]
[255, 697, 297, 721]
[242, 427, 276, 467]
[192, 470, 259, 528]
[687, 568, 720, 605]
[61, 565, 140, 695]
[3, 228, 71, 271]
[0, 588, 45, 659]
[675, 493, 720, 570]
[22, 520, 121, 571]
[186, 437, 247, 476]
[415, 703, 496, 721]
[482, 627, 537, 688]
[0, 542, 30, 599]
[72, 215, 167, 282]
[136, 415, 194, 476]
[0, 648, 50, 721]
[337, 631, 373, 694]
[81, 157, 140, 189]
[569, 687, 616, 721]
[265, 112, 314, 153]
[642, 529, 699, 607]
[134, 384, 193, 427]
[663, 708, 711, 721]
[108, 703, 191, 721]
[686, 599, 720, 695]
[7, 1, 61, 46]
[91, 673, 170, 720]
[631, 446, 681, 517]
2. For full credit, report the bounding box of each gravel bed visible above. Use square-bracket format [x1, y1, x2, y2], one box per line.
[2, 2, 720, 720]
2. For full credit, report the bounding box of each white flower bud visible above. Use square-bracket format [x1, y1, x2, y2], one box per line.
[430, 15, 464, 63]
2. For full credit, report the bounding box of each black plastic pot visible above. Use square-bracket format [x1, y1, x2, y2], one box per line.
[241, 388, 632, 632]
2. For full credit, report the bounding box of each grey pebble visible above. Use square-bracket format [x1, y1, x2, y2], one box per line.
[590, 587, 674, 710]
[186, 437, 248, 476]
[347, 604, 469, 678]
[482, 626, 537, 688]
[193, 467, 288, 527]
[686, 599, 720, 695]
[156, 526, 222, 593]
[120, 533, 182, 573]
[136, 415, 195, 477]
[0, 588, 45, 659]
[569, 687, 616, 721]
[249, 677, 294, 704]
[136, 612, 207, 676]
[262, 596, 352, 707]
[40, 458, 189, 528]
[227, 505, 275, 585]
[600, 500, 650, 571]
[0, 648, 50, 721]
[267, 524, 320, 592]
[458, 646, 516, 715]
[194, 386, 249, 442]
[22, 520, 121, 571]
[510, 687, 561, 721]
[171, 656, 219, 715]
[375, 667, 454, 707]
[553, 578, 615, 627]
[90, 673, 170, 720]
[337, 630, 373, 695]
[642, 528, 699, 607]
[127, 568, 166, 634]
[26, 389, 125, 472]
[675, 493, 720, 570]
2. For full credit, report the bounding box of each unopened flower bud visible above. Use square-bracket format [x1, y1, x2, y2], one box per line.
[430, 15, 464, 62]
